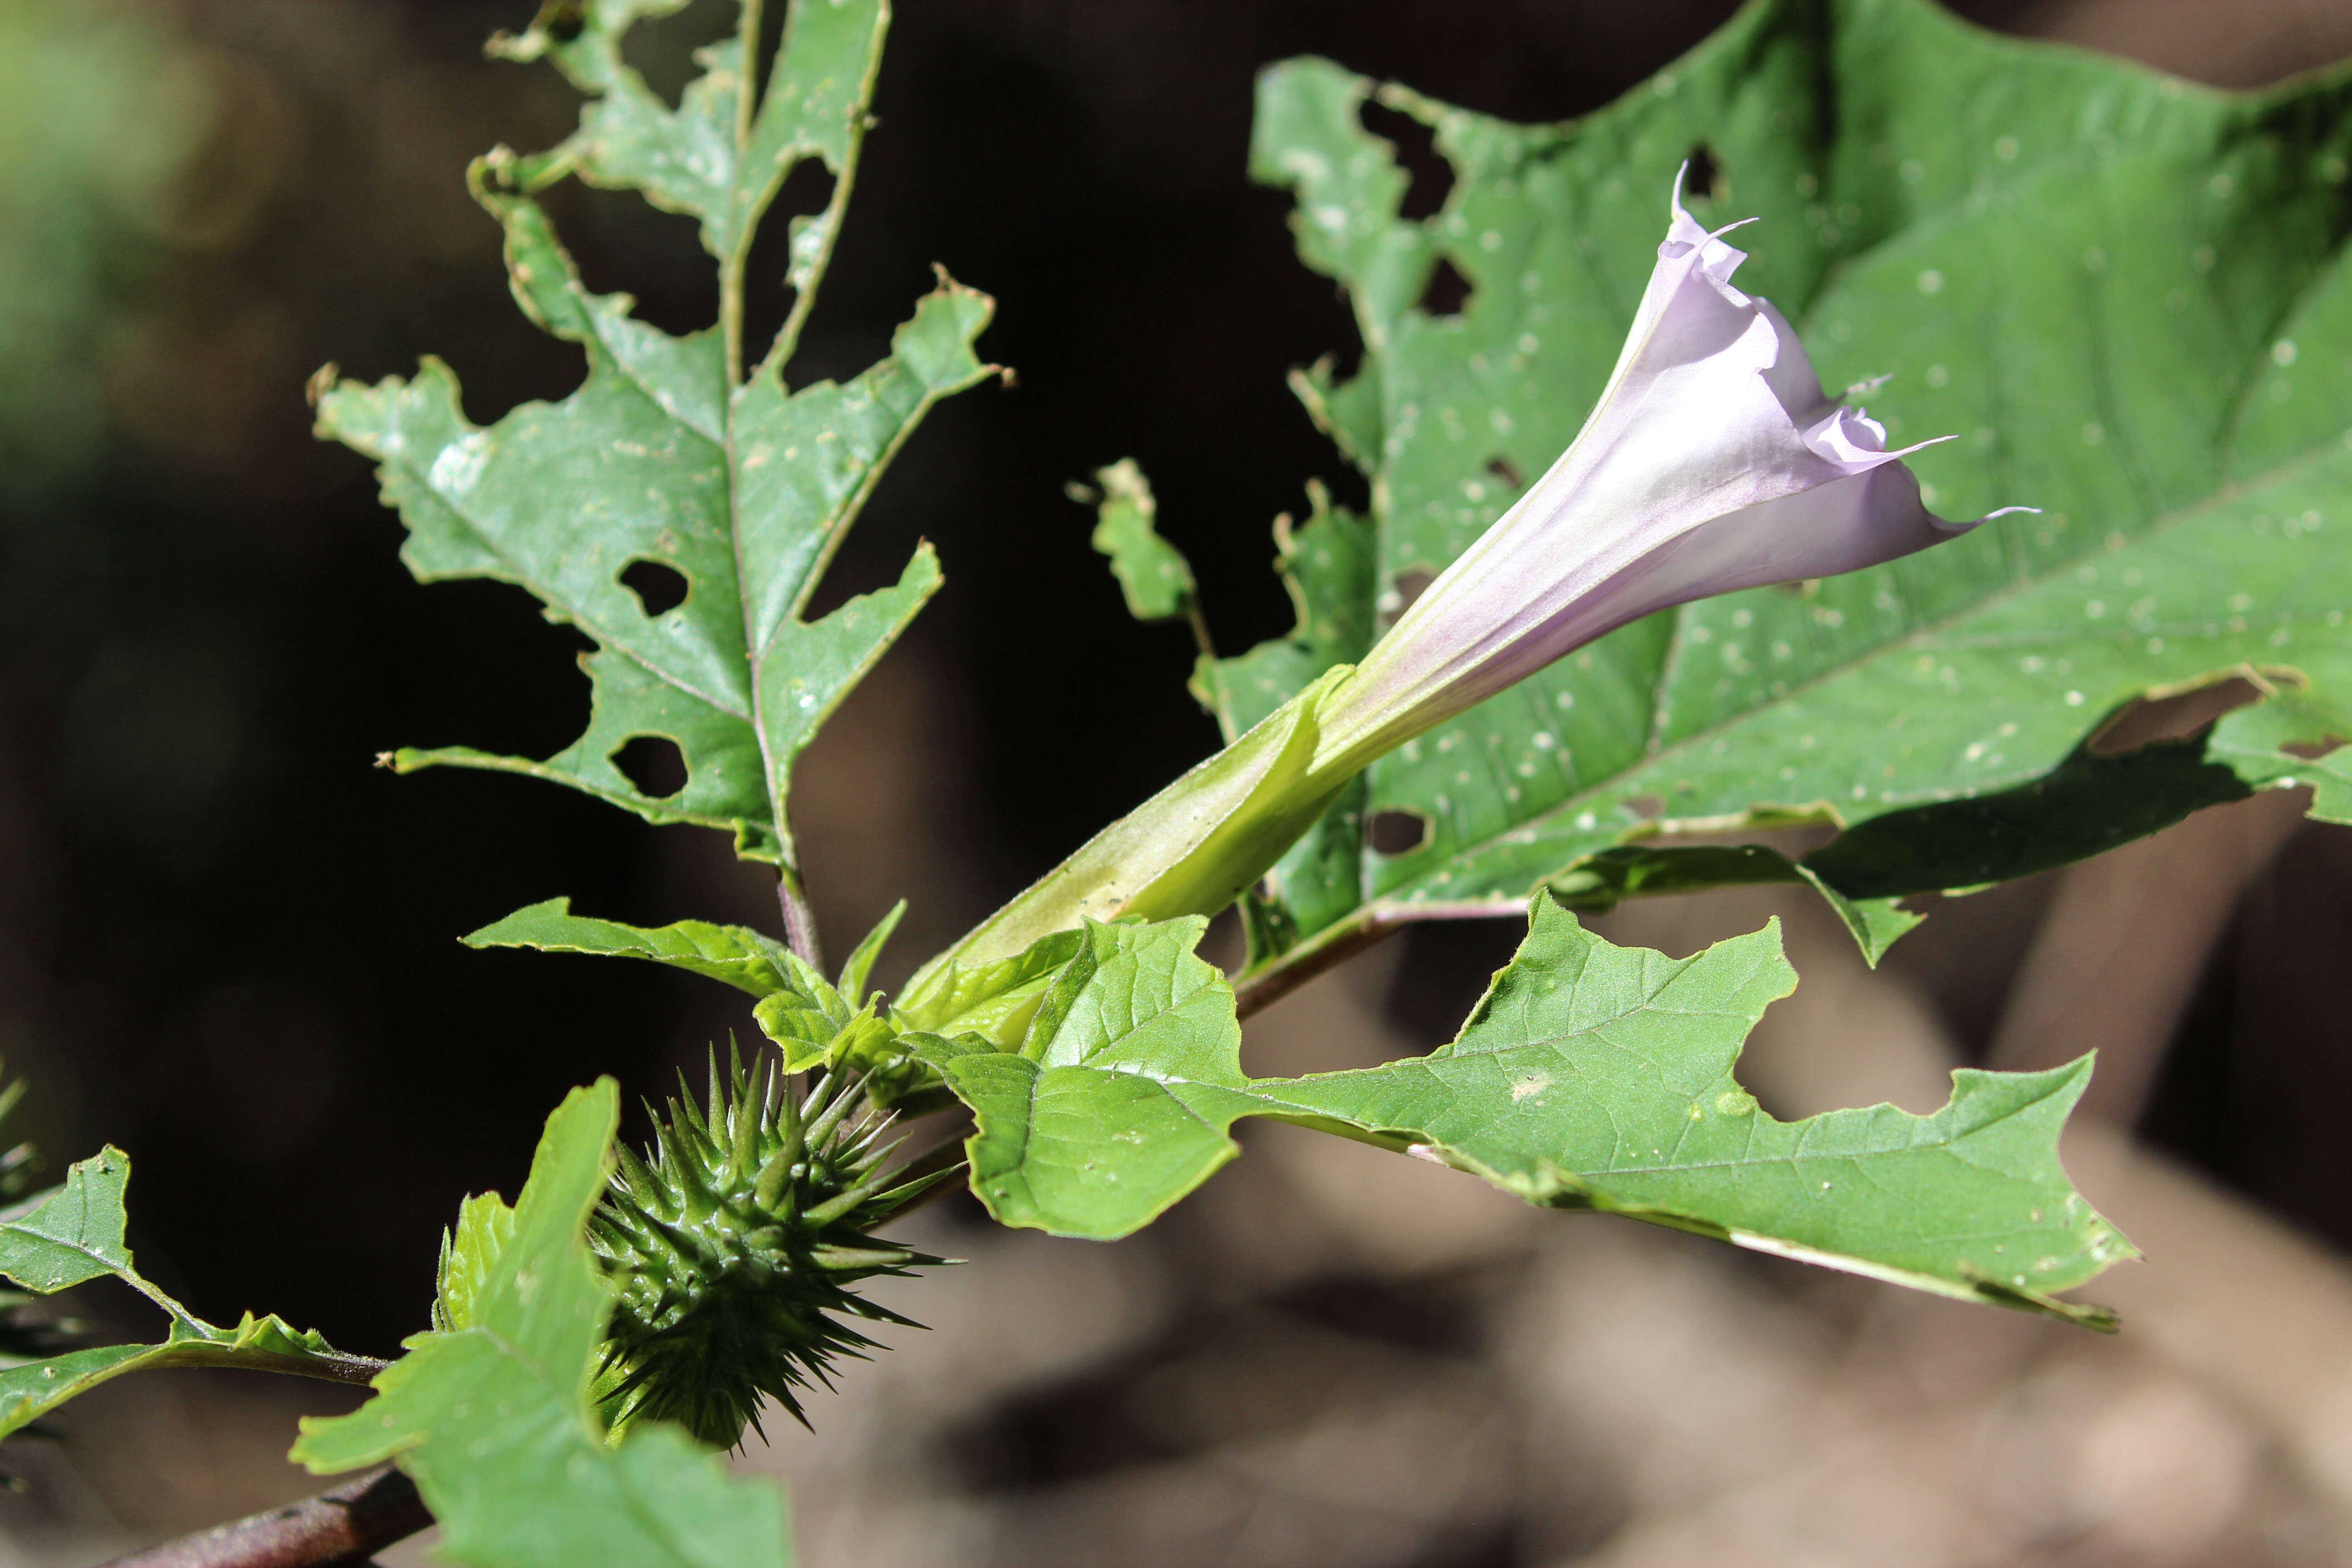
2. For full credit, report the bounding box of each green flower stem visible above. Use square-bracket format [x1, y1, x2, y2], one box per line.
[903, 666, 1360, 1000]
[900, 619, 1554, 1003]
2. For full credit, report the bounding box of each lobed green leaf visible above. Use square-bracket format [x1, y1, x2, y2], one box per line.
[943, 909, 2129, 1323]
[330, 0, 998, 877]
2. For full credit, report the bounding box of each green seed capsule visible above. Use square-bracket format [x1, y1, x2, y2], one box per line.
[587, 1044, 957, 1448]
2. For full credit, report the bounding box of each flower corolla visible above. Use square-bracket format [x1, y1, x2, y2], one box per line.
[1311, 173, 2026, 774]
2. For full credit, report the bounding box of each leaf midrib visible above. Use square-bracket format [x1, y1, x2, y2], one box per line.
[0, 1224, 119, 1274]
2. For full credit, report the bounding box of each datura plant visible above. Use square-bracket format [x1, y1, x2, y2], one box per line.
[18, 0, 2352, 1563]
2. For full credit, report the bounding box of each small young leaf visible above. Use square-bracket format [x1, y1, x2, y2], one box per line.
[1085, 459, 1196, 624]
[465, 898, 796, 997]
[836, 899, 906, 1006]
[1792, 867, 1925, 968]
[433, 1191, 516, 1333]
[894, 927, 1088, 1045]
[294, 1081, 791, 1568]
[753, 993, 893, 1075]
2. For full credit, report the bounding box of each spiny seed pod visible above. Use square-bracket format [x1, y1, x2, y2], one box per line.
[588, 1046, 957, 1449]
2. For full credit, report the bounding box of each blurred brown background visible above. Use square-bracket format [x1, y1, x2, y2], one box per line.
[1, 0, 2351, 1563]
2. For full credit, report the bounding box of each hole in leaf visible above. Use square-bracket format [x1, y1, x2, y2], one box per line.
[612, 735, 690, 799]
[744, 159, 841, 373]
[1366, 809, 1431, 856]
[620, 559, 690, 617]
[1483, 454, 1525, 491]
[1377, 567, 1436, 629]
[2284, 735, 2347, 760]
[620, 0, 733, 110]
[1383, 920, 1529, 1048]
[1418, 256, 1473, 318]
[544, 1, 586, 44]
[1198, 906, 1247, 976]
[549, 184, 717, 337]
[753, 0, 790, 116]
[2088, 678, 2265, 755]
[1625, 794, 1665, 820]
[1684, 142, 1727, 203]
[1358, 99, 1455, 221]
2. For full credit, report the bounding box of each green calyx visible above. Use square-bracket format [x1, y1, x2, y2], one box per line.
[587, 1048, 959, 1449]
[905, 664, 1358, 998]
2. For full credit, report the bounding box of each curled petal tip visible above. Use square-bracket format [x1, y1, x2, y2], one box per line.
[1931, 504, 2039, 537]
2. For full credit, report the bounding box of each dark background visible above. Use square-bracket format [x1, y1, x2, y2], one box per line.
[0, 0, 2346, 1391]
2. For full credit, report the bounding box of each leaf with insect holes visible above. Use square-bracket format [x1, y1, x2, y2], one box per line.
[1223, 0, 2352, 971]
[942, 905, 2129, 1324]
[294, 1081, 793, 1568]
[324, 0, 997, 868]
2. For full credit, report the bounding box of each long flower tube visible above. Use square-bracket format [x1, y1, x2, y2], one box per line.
[904, 175, 2027, 1003]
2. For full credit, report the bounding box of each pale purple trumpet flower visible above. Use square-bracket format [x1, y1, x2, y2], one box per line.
[906, 173, 2024, 995]
[1310, 172, 2027, 775]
